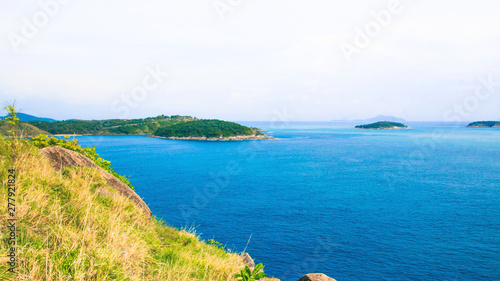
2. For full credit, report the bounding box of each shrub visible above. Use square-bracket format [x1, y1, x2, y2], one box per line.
[236, 263, 266, 281]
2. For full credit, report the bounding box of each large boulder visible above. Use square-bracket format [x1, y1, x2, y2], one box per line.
[297, 273, 336, 281]
[40, 146, 152, 217]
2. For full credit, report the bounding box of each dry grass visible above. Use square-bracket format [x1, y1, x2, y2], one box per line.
[0, 139, 245, 280]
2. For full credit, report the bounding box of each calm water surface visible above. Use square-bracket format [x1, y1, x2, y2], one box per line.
[77, 122, 500, 281]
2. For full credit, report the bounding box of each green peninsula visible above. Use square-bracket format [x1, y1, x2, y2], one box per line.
[28, 115, 273, 140]
[355, 121, 409, 129]
[467, 121, 500, 128]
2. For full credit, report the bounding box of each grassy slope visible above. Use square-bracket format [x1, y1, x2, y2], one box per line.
[0, 121, 51, 138]
[28, 116, 194, 135]
[0, 137, 244, 280]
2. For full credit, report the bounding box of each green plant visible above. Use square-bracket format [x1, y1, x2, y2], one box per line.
[236, 263, 266, 281]
[208, 239, 225, 250]
[30, 134, 135, 190]
[3, 103, 20, 140]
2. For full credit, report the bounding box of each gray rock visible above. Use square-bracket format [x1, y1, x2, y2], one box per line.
[40, 146, 152, 217]
[297, 273, 336, 281]
[241, 252, 255, 268]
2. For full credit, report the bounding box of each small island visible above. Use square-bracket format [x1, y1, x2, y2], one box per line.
[355, 121, 409, 129]
[467, 121, 500, 128]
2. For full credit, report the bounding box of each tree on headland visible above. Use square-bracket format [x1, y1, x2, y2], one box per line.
[3, 102, 20, 140]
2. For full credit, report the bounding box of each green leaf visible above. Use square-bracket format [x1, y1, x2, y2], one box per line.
[254, 272, 266, 279]
[244, 266, 252, 276]
[252, 263, 264, 275]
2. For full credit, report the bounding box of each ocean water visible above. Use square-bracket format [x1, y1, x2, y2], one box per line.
[77, 122, 500, 281]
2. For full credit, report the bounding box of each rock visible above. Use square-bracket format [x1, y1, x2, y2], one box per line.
[241, 252, 255, 268]
[297, 273, 336, 281]
[239, 253, 280, 280]
[151, 134, 277, 141]
[40, 146, 152, 217]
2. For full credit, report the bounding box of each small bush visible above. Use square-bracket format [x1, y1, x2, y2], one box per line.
[236, 263, 266, 281]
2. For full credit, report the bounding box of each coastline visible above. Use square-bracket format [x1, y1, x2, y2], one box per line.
[54, 133, 276, 141]
[53, 134, 149, 137]
[355, 127, 414, 130]
[150, 134, 277, 141]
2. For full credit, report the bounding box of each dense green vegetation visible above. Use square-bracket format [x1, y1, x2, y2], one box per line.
[467, 121, 500, 127]
[355, 121, 408, 129]
[29, 115, 196, 135]
[155, 119, 260, 138]
[28, 116, 263, 138]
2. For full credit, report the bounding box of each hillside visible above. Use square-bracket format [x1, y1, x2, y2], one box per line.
[467, 121, 500, 128]
[0, 120, 51, 137]
[1, 113, 56, 122]
[0, 136, 250, 280]
[28, 116, 272, 140]
[28, 115, 195, 135]
[355, 121, 409, 129]
[154, 119, 266, 139]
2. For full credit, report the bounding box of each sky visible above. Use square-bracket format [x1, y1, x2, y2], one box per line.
[1, 0, 499, 121]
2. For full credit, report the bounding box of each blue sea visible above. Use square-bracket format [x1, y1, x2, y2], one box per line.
[76, 122, 500, 281]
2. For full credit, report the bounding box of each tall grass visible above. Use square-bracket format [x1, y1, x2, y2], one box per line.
[0, 137, 245, 280]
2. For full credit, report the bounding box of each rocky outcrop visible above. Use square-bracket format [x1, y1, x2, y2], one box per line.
[297, 273, 336, 281]
[242, 253, 256, 268]
[40, 146, 152, 217]
[241, 253, 282, 280]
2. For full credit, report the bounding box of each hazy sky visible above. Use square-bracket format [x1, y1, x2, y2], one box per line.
[1, 0, 499, 121]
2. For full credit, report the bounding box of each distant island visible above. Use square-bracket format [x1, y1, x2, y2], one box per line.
[467, 121, 500, 128]
[332, 115, 406, 123]
[26, 115, 274, 141]
[1, 112, 56, 122]
[355, 121, 409, 129]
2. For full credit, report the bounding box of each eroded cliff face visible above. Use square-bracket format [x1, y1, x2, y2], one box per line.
[40, 146, 152, 217]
